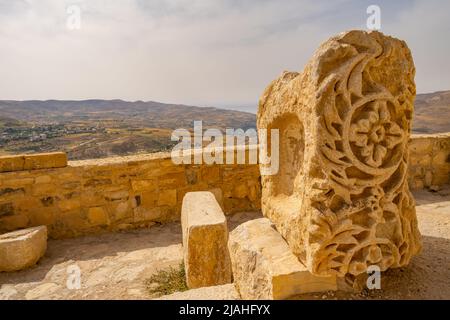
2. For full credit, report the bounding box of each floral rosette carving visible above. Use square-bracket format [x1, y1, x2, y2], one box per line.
[349, 100, 404, 168]
[309, 31, 421, 278]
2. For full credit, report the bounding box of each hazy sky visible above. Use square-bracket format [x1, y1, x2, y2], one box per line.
[0, 0, 449, 112]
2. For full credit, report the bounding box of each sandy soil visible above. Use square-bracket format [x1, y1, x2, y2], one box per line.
[0, 189, 449, 300]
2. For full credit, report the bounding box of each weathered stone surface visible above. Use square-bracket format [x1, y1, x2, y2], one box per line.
[87, 207, 109, 226]
[257, 30, 422, 280]
[229, 218, 336, 299]
[158, 189, 177, 206]
[0, 226, 47, 272]
[0, 153, 67, 173]
[23, 152, 67, 170]
[181, 191, 231, 288]
[0, 150, 260, 239]
[409, 133, 450, 189]
[0, 155, 25, 173]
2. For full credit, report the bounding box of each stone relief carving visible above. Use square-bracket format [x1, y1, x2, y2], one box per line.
[257, 30, 422, 281]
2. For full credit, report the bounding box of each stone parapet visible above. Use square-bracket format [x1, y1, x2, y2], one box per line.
[0, 149, 260, 238]
[0, 133, 448, 239]
[0, 152, 67, 173]
[408, 132, 450, 189]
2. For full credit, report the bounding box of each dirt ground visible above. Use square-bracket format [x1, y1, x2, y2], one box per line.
[0, 189, 449, 300]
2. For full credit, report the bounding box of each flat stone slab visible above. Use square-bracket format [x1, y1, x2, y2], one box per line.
[228, 218, 337, 299]
[0, 152, 67, 172]
[0, 226, 47, 272]
[181, 191, 232, 288]
[257, 30, 421, 281]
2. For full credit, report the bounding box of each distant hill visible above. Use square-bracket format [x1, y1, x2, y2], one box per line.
[2, 91, 448, 133]
[0, 100, 256, 160]
[413, 90, 450, 133]
[0, 116, 25, 129]
[0, 92, 448, 160]
[0, 100, 256, 130]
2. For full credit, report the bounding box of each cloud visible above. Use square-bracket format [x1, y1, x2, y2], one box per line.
[0, 0, 448, 110]
[382, 0, 450, 94]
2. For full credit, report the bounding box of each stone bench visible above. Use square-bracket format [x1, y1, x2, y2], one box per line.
[0, 226, 47, 272]
[228, 218, 336, 299]
[181, 191, 231, 288]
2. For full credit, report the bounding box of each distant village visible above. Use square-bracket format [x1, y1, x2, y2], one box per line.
[0, 124, 106, 144]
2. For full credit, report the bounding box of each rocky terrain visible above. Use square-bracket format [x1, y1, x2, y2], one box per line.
[414, 90, 450, 133]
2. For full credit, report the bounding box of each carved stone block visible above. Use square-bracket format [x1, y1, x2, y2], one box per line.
[257, 30, 422, 279]
[228, 218, 337, 299]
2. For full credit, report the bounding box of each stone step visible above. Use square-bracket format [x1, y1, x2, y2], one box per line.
[228, 218, 336, 299]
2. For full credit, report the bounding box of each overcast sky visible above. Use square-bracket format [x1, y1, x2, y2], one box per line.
[0, 0, 449, 112]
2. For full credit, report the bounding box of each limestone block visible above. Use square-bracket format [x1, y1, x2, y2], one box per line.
[23, 152, 67, 170]
[424, 170, 433, 187]
[0, 215, 30, 233]
[158, 189, 177, 206]
[35, 175, 52, 184]
[228, 218, 336, 300]
[57, 199, 81, 212]
[181, 191, 231, 288]
[233, 184, 248, 199]
[432, 165, 450, 186]
[409, 137, 433, 155]
[257, 30, 422, 281]
[87, 207, 109, 226]
[133, 207, 162, 222]
[200, 166, 221, 183]
[131, 179, 157, 192]
[3, 178, 35, 188]
[413, 178, 424, 190]
[0, 155, 25, 173]
[0, 226, 47, 272]
[0, 153, 67, 173]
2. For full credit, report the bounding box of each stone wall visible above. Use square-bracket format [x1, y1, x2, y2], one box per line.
[0, 151, 260, 239]
[0, 134, 448, 239]
[408, 133, 450, 189]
